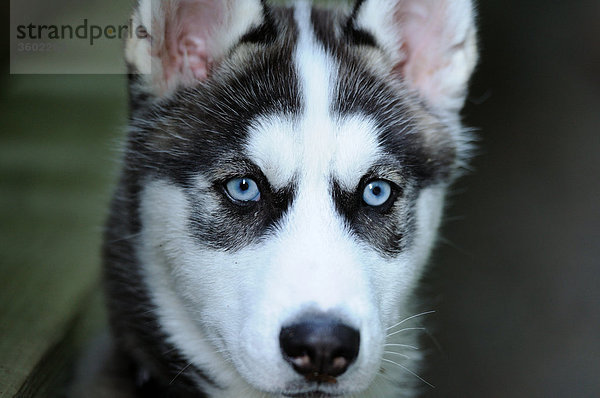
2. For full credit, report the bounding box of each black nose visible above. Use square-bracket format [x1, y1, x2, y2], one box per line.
[279, 315, 360, 379]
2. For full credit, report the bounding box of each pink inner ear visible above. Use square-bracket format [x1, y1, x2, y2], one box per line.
[162, 0, 225, 83]
[390, 0, 472, 110]
[178, 36, 210, 80]
[394, 1, 447, 82]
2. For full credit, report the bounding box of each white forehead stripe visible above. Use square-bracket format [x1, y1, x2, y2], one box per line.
[246, 2, 382, 192]
[293, 3, 382, 190]
[293, 1, 338, 181]
[293, 1, 331, 121]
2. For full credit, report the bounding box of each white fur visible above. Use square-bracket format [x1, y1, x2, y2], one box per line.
[138, 182, 447, 397]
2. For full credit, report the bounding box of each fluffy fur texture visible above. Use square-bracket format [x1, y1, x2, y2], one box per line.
[75, 1, 478, 397]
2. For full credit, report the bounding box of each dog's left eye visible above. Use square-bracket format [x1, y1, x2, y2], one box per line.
[225, 177, 261, 203]
[362, 180, 392, 207]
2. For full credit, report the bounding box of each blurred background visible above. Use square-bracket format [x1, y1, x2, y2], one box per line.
[1, 0, 599, 397]
[423, 1, 600, 397]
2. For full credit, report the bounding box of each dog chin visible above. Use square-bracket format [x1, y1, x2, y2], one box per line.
[281, 390, 344, 398]
[278, 381, 356, 398]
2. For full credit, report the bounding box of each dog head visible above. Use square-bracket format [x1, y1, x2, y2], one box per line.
[108, 0, 477, 396]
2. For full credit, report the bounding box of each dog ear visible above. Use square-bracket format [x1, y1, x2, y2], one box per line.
[126, 0, 265, 98]
[352, 0, 478, 113]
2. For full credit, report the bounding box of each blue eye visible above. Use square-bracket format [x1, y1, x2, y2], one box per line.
[225, 177, 261, 203]
[363, 180, 392, 207]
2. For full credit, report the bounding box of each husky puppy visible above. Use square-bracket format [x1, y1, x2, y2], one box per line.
[87, 0, 478, 397]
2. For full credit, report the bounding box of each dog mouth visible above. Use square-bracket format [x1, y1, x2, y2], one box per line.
[282, 392, 341, 398]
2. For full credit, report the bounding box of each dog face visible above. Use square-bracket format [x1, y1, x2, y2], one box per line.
[106, 1, 477, 396]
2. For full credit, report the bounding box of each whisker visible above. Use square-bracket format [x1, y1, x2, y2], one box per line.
[381, 358, 435, 388]
[386, 327, 426, 338]
[383, 343, 419, 350]
[106, 232, 141, 244]
[383, 351, 410, 359]
[169, 362, 193, 385]
[386, 311, 436, 331]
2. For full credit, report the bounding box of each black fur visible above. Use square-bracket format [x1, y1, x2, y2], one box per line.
[239, 0, 278, 45]
[330, 172, 416, 258]
[343, 0, 378, 47]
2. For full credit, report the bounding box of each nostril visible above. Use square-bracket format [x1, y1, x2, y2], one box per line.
[279, 315, 360, 379]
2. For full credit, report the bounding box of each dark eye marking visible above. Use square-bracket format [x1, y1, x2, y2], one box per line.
[191, 164, 296, 252]
[332, 173, 403, 220]
[331, 175, 407, 257]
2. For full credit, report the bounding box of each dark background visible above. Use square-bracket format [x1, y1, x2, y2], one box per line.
[423, 1, 600, 397]
[1, 0, 599, 397]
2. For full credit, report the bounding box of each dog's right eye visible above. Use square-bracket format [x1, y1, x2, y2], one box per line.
[225, 177, 261, 203]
